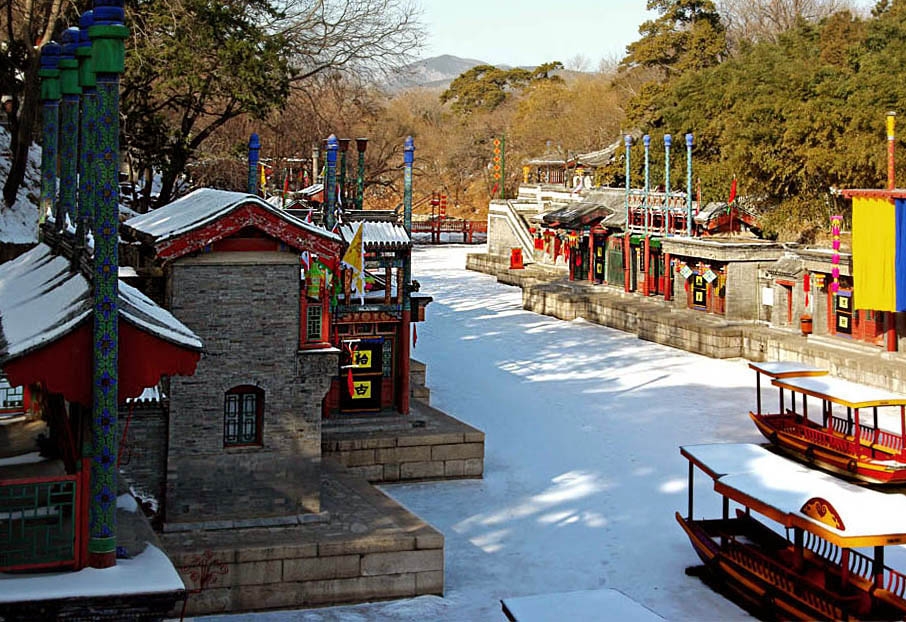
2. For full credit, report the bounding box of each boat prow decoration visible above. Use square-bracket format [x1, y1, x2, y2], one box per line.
[801, 497, 845, 531]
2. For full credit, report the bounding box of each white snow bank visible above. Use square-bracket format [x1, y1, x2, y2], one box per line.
[0, 543, 184, 602]
[0, 126, 41, 244]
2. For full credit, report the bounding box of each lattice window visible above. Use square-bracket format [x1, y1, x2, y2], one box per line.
[0, 381, 23, 409]
[307, 305, 322, 340]
[224, 386, 263, 446]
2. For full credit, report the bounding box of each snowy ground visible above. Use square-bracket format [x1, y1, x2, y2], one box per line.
[0, 126, 42, 244]
[193, 245, 764, 621]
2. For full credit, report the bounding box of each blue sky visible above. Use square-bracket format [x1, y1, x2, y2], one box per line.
[420, 0, 879, 67]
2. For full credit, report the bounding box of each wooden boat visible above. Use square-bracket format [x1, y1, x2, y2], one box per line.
[749, 361, 906, 485]
[678, 443, 906, 621]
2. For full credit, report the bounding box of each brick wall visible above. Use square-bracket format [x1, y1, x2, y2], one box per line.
[117, 401, 168, 510]
[165, 252, 337, 526]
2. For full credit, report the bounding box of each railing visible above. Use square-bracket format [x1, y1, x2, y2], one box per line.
[783, 421, 855, 455]
[0, 475, 79, 571]
[802, 529, 906, 601]
[626, 191, 693, 237]
[724, 541, 843, 620]
[827, 415, 903, 455]
[410, 219, 487, 244]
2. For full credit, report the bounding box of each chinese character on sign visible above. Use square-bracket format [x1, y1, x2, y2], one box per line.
[352, 381, 372, 399]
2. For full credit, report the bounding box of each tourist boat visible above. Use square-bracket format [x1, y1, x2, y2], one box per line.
[677, 443, 906, 620]
[748, 361, 906, 485]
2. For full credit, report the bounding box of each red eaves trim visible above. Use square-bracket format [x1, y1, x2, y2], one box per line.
[3, 321, 201, 406]
[154, 203, 343, 261]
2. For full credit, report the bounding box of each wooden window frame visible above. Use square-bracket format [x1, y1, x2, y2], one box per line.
[224, 385, 264, 447]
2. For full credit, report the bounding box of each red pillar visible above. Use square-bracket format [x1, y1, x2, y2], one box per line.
[888, 112, 898, 352]
[664, 253, 672, 301]
[588, 234, 595, 283]
[400, 311, 411, 415]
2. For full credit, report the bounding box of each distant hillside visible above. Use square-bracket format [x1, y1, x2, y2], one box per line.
[386, 54, 489, 91]
[385, 54, 583, 91]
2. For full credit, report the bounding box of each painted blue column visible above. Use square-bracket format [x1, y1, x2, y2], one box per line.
[78, 11, 97, 241]
[664, 134, 672, 236]
[248, 133, 260, 195]
[404, 136, 414, 235]
[686, 133, 694, 236]
[325, 135, 338, 230]
[88, 0, 128, 569]
[38, 43, 62, 226]
[59, 28, 82, 229]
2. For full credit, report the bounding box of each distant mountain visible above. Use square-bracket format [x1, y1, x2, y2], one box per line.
[385, 54, 489, 91]
[384, 54, 574, 92]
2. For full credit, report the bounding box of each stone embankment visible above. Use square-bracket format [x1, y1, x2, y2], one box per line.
[467, 253, 906, 393]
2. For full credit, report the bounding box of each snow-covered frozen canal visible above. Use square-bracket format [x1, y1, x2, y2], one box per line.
[197, 245, 762, 621]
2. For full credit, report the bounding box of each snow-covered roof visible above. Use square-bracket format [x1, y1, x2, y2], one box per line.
[748, 361, 828, 379]
[683, 443, 906, 544]
[122, 188, 340, 245]
[300, 183, 323, 197]
[0, 244, 201, 363]
[340, 221, 411, 249]
[772, 375, 906, 409]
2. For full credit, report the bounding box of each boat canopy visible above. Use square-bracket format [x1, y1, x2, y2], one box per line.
[682, 443, 906, 547]
[748, 361, 828, 379]
[772, 376, 906, 409]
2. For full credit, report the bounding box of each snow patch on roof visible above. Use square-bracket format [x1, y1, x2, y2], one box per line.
[340, 221, 410, 248]
[123, 187, 340, 245]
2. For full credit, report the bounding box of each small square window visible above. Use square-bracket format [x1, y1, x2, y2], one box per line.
[307, 305, 322, 340]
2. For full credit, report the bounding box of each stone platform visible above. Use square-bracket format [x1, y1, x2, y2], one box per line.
[160, 460, 444, 617]
[322, 398, 485, 484]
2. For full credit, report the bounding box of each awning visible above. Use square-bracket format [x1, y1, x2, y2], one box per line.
[542, 190, 624, 229]
[0, 244, 202, 405]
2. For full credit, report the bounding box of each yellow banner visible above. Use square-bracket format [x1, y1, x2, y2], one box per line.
[351, 380, 371, 399]
[351, 350, 371, 369]
[853, 197, 896, 311]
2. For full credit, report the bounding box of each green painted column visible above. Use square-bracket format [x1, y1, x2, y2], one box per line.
[88, 0, 128, 569]
[339, 138, 350, 210]
[404, 136, 414, 237]
[355, 138, 367, 210]
[78, 11, 97, 241]
[325, 135, 338, 230]
[38, 43, 62, 226]
[59, 28, 82, 228]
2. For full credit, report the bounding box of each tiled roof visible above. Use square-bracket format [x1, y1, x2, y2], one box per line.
[0, 244, 201, 363]
[123, 188, 340, 244]
[340, 221, 411, 249]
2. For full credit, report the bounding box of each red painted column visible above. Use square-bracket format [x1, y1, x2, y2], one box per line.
[588, 234, 594, 282]
[664, 253, 672, 301]
[888, 112, 898, 352]
[400, 311, 411, 415]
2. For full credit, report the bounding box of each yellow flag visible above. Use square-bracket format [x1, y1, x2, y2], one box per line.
[341, 222, 365, 304]
[259, 164, 266, 194]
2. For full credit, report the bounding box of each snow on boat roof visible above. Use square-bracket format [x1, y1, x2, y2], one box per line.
[772, 375, 906, 408]
[0, 543, 183, 602]
[122, 188, 340, 244]
[340, 220, 410, 249]
[501, 588, 665, 622]
[748, 360, 828, 379]
[682, 443, 906, 545]
[0, 244, 201, 363]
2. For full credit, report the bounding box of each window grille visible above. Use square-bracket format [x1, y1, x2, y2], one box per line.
[224, 387, 262, 446]
[307, 305, 322, 340]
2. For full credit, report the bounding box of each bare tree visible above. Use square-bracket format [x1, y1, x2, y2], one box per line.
[720, 0, 857, 47]
[2, 0, 65, 207]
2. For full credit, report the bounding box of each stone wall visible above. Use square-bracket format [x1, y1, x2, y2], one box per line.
[117, 400, 168, 511]
[472, 255, 906, 392]
[165, 252, 336, 527]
